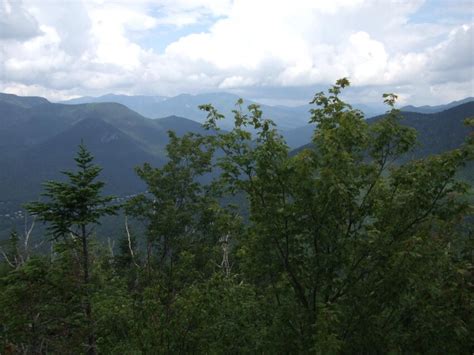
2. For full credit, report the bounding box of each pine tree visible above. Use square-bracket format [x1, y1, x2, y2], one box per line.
[25, 143, 118, 355]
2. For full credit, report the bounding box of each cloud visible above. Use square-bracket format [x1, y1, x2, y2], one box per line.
[0, 0, 41, 40]
[158, 0, 472, 93]
[429, 25, 473, 73]
[151, 0, 233, 26]
[0, 0, 473, 105]
[88, 4, 158, 68]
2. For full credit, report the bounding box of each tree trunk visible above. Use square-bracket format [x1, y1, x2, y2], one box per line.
[81, 224, 96, 355]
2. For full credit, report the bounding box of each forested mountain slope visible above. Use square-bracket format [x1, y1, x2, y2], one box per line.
[400, 97, 474, 114]
[1, 81, 471, 353]
[0, 94, 210, 216]
[292, 102, 474, 159]
[62, 92, 313, 130]
[1, 93, 472, 239]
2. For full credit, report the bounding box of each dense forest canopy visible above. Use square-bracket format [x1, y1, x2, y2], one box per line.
[1, 80, 473, 353]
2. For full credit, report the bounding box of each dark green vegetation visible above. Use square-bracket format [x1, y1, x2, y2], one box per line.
[1, 79, 473, 353]
[288, 101, 474, 152]
[0, 93, 217, 237]
[24, 144, 119, 353]
[1, 92, 472, 215]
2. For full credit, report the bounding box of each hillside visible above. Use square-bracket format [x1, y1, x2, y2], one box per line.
[3, 94, 472, 204]
[291, 102, 474, 158]
[0, 93, 49, 108]
[62, 93, 474, 144]
[63, 93, 168, 114]
[394, 102, 474, 158]
[62, 92, 311, 130]
[62, 92, 388, 131]
[1, 94, 472, 239]
[281, 124, 315, 148]
[0, 94, 213, 230]
[401, 97, 474, 114]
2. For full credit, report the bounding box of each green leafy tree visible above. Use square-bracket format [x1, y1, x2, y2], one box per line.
[200, 78, 473, 352]
[25, 143, 118, 354]
[124, 131, 245, 350]
[1, 80, 471, 353]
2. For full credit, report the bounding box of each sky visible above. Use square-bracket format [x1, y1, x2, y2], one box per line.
[0, 0, 473, 106]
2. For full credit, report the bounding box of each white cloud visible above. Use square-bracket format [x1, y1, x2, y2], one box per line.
[0, 0, 473, 105]
[3, 25, 70, 80]
[87, 4, 157, 68]
[429, 25, 473, 72]
[151, 0, 233, 26]
[0, 0, 41, 39]
[342, 31, 388, 85]
[219, 75, 257, 88]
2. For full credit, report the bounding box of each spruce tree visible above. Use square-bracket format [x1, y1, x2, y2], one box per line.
[25, 143, 118, 355]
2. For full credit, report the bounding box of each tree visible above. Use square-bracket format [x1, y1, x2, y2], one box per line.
[2, 80, 471, 352]
[124, 131, 245, 350]
[200, 79, 473, 351]
[25, 143, 118, 355]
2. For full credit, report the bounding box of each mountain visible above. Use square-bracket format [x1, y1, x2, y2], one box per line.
[280, 124, 315, 148]
[0, 93, 222, 238]
[291, 102, 474, 160]
[61, 93, 386, 131]
[2, 93, 472, 239]
[0, 118, 159, 201]
[62, 92, 310, 130]
[401, 97, 474, 114]
[63, 94, 168, 117]
[352, 103, 386, 118]
[0, 94, 211, 206]
[392, 102, 474, 158]
[0, 92, 49, 108]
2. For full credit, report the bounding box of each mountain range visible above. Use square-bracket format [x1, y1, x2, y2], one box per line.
[61, 93, 312, 130]
[61, 93, 389, 130]
[1, 92, 472, 238]
[0, 93, 210, 210]
[400, 97, 474, 114]
[295, 102, 474, 154]
[61, 93, 473, 144]
[291, 102, 474, 159]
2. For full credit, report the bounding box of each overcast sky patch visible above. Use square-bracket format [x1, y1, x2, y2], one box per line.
[0, 0, 472, 106]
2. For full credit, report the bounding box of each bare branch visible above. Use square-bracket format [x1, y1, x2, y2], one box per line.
[107, 237, 115, 257]
[219, 233, 231, 276]
[0, 247, 16, 268]
[23, 214, 36, 260]
[125, 215, 139, 267]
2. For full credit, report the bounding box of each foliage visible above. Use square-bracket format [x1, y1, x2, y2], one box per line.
[1, 80, 472, 353]
[20, 144, 118, 354]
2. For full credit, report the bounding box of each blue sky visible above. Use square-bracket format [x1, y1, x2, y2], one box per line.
[1, 0, 472, 106]
[134, 23, 210, 53]
[410, 0, 473, 24]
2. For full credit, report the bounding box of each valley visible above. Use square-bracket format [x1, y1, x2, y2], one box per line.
[1, 92, 473, 239]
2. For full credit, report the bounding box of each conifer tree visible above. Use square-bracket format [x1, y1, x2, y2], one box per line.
[25, 143, 118, 354]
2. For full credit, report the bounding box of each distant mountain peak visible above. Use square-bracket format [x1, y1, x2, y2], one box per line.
[0, 92, 50, 108]
[401, 97, 474, 114]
